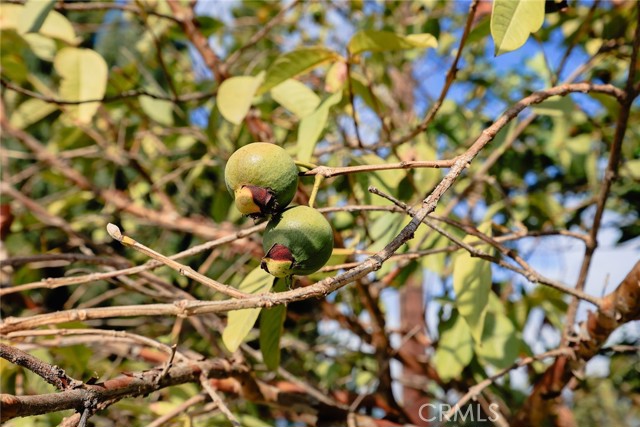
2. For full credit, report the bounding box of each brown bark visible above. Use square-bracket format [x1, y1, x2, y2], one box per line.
[400, 278, 430, 426]
[515, 261, 640, 426]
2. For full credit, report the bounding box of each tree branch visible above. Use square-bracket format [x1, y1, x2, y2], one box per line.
[516, 261, 640, 426]
[0, 350, 247, 422]
[0, 343, 82, 391]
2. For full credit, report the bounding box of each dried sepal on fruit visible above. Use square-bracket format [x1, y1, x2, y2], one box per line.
[224, 142, 299, 218]
[261, 205, 334, 278]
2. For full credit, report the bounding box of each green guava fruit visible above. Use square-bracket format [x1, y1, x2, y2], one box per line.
[224, 142, 298, 217]
[261, 205, 334, 278]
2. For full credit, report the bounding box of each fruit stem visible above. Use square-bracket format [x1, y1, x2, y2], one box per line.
[285, 275, 294, 289]
[294, 160, 318, 171]
[308, 174, 324, 208]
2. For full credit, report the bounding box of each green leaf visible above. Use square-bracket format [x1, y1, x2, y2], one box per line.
[453, 222, 492, 343]
[271, 79, 321, 119]
[217, 72, 265, 125]
[54, 47, 108, 124]
[139, 95, 174, 126]
[368, 213, 405, 252]
[347, 30, 437, 55]
[17, 0, 56, 34]
[433, 311, 474, 381]
[9, 97, 57, 129]
[259, 47, 340, 94]
[259, 305, 286, 370]
[259, 278, 287, 371]
[474, 311, 520, 369]
[1, 4, 78, 46]
[355, 153, 406, 193]
[491, 0, 545, 56]
[532, 95, 575, 117]
[222, 267, 275, 353]
[296, 90, 342, 162]
[24, 34, 56, 60]
[621, 159, 640, 180]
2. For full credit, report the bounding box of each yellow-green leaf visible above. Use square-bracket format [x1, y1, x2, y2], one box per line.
[17, 0, 56, 34]
[217, 71, 265, 125]
[474, 312, 520, 369]
[453, 222, 493, 343]
[222, 267, 275, 353]
[297, 90, 342, 162]
[9, 97, 57, 129]
[54, 47, 108, 124]
[532, 95, 575, 117]
[432, 311, 474, 381]
[348, 30, 437, 55]
[259, 47, 340, 94]
[259, 278, 287, 371]
[139, 95, 174, 126]
[491, 0, 545, 56]
[0, 4, 79, 47]
[22, 33, 56, 61]
[271, 79, 321, 119]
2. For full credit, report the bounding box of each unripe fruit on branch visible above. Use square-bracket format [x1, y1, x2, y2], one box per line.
[224, 142, 299, 218]
[261, 206, 334, 278]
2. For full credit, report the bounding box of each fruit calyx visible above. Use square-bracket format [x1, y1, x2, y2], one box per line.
[260, 243, 295, 278]
[234, 185, 277, 218]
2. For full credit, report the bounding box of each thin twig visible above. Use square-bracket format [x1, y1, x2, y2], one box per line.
[562, 9, 640, 345]
[368, 186, 602, 307]
[199, 375, 241, 426]
[1, 78, 213, 105]
[443, 348, 573, 422]
[224, 0, 301, 69]
[0, 222, 265, 297]
[346, 53, 364, 148]
[301, 158, 456, 178]
[145, 393, 207, 427]
[0, 343, 82, 390]
[167, 1, 227, 83]
[106, 223, 250, 299]
[6, 328, 191, 362]
[386, 0, 480, 148]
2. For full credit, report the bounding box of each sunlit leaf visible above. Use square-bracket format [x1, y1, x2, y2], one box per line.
[259, 278, 287, 371]
[217, 72, 265, 125]
[621, 159, 640, 180]
[54, 47, 108, 124]
[17, 0, 56, 34]
[453, 222, 493, 343]
[355, 154, 406, 194]
[139, 95, 174, 126]
[297, 90, 342, 162]
[0, 4, 79, 46]
[368, 213, 405, 252]
[532, 95, 575, 117]
[433, 311, 474, 381]
[271, 79, 321, 119]
[474, 311, 520, 369]
[222, 267, 274, 353]
[348, 30, 437, 55]
[9, 98, 57, 129]
[491, 0, 545, 56]
[259, 47, 340, 94]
